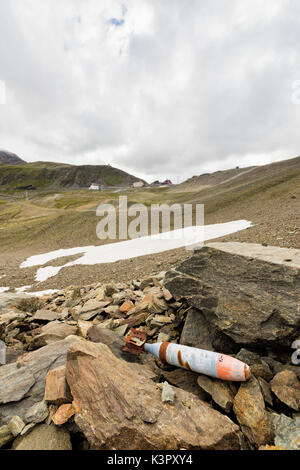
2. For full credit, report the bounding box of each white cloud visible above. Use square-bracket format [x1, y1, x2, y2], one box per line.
[0, 0, 299, 182]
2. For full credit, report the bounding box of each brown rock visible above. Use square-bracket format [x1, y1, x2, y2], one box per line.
[161, 369, 210, 401]
[116, 312, 148, 329]
[79, 300, 111, 320]
[52, 404, 75, 425]
[77, 320, 93, 338]
[233, 376, 273, 448]
[250, 362, 273, 382]
[80, 299, 108, 314]
[66, 340, 242, 450]
[12, 423, 72, 450]
[262, 357, 300, 380]
[33, 310, 59, 322]
[24, 401, 48, 424]
[180, 308, 213, 351]
[270, 371, 300, 411]
[258, 378, 273, 407]
[102, 305, 119, 316]
[197, 375, 234, 413]
[44, 365, 72, 405]
[29, 321, 77, 350]
[162, 288, 173, 302]
[150, 315, 172, 327]
[120, 300, 135, 314]
[87, 326, 159, 376]
[128, 294, 168, 317]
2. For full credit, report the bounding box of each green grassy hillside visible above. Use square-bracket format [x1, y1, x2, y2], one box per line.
[0, 161, 144, 189]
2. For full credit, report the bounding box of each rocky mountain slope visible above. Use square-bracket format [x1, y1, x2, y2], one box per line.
[176, 155, 300, 192]
[0, 244, 299, 450]
[0, 150, 26, 165]
[0, 160, 144, 189]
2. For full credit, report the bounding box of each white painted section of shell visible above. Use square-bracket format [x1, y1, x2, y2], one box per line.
[165, 343, 219, 378]
[144, 342, 248, 382]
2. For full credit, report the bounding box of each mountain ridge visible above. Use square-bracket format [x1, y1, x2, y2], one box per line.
[0, 159, 144, 189]
[0, 150, 26, 165]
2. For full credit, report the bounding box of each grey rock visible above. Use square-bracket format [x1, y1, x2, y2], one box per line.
[270, 370, 300, 411]
[165, 246, 300, 350]
[258, 378, 273, 407]
[262, 357, 300, 380]
[0, 293, 32, 311]
[161, 369, 210, 401]
[180, 308, 213, 350]
[114, 324, 128, 337]
[250, 362, 273, 382]
[33, 309, 59, 322]
[24, 401, 49, 424]
[0, 336, 80, 426]
[157, 332, 170, 343]
[197, 375, 234, 413]
[236, 349, 262, 366]
[28, 321, 77, 350]
[270, 413, 300, 450]
[161, 382, 176, 403]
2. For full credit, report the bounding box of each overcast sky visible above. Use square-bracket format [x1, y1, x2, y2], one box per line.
[1, 0, 300, 183]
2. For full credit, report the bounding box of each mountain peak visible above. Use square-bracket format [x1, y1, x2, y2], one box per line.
[0, 150, 26, 165]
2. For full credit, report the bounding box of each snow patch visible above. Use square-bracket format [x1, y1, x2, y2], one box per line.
[20, 220, 252, 283]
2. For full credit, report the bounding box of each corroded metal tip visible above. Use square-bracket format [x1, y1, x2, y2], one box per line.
[244, 364, 251, 381]
[123, 329, 147, 355]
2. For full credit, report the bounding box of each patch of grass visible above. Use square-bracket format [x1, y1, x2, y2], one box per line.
[0, 162, 143, 190]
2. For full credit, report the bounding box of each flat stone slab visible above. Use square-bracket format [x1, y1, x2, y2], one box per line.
[206, 242, 300, 269]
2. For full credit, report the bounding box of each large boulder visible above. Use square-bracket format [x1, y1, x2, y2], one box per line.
[164, 244, 300, 351]
[66, 339, 243, 450]
[0, 336, 80, 425]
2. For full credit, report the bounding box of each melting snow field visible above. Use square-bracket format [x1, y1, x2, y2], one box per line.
[20, 220, 252, 283]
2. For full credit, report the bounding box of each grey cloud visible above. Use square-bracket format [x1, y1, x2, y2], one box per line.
[0, 0, 300, 182]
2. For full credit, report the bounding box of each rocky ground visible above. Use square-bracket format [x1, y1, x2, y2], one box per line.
[0, 245, 299, 450]
[0, 155, 299, 293]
